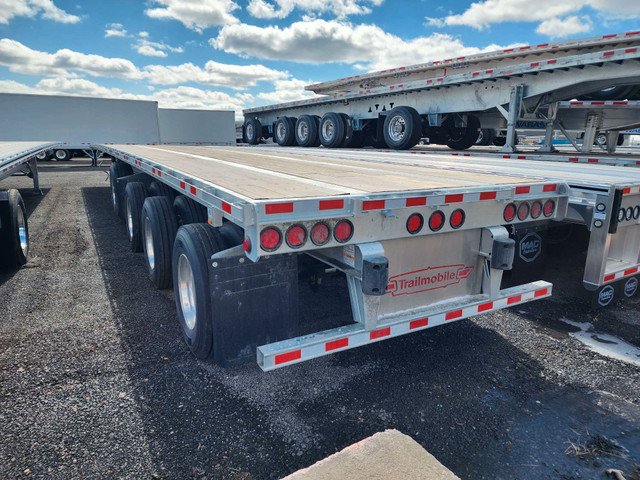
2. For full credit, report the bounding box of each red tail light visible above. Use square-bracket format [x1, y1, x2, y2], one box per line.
[286, 225, 307, 248]
[517, 202, 529, 221]
[429, 211, 445, 231]
[243, 238, 251, 252]
[334, 220, 354, 243]
[260, 227, 282, 251]
[449, 209, 465, 229]
[406, 213, 424, 234]
[503, 203, 516, 222]
[530, 201, 542, 219]
[311, 223, 330, 245]
[543, 200, 555, 217]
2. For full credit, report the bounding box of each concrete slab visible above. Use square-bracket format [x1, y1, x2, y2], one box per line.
[282, 429, 460, 480]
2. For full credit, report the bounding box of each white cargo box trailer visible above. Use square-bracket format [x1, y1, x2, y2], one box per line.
[158, 108, 236, 146]
[97, 144, 569, 370]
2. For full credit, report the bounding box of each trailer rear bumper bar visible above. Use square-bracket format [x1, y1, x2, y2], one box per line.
[257, 280, 551, 371]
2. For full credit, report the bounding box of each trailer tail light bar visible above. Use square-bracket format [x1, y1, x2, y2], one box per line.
[257, 281, 552, 371]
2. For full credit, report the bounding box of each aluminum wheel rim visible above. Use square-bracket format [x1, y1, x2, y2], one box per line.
[36, 152, 46, 160]
[144, 217, 155, 271]
[297, 121, 309, 142]
[387, 115, 406, 142]
[112, 187, 117, 207]
[126, 201, 134, 239]
[178, 253, 197, 331]
[17, 207, 28, 256]
[276, 122, 286, 142]
[322, 119, 335, 141]
[246, 123, 254, 141]
[55, 150, 66, 160]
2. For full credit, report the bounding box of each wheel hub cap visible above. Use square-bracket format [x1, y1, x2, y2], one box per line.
[17, 207, 28, 256]
[322, 120, 334, 141]
[388, 115, 406, 142]
[144, 217, 155, 271]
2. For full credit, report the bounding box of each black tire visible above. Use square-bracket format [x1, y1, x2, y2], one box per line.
[174, 195, 208, 226]
[141, 196, 179, 289]
[35, 151, 51, 161]
[493, 136, 506, 147]
[0, 189, 29, 268]
[274, 117, 296, 146]
[580, 85, 636, 101]
[295, 115, 320, 147]
[124, 182, 149, 252]
[342, 131, 365, 148]
[243, 118, 262, 144]
[109, 161, 133, 217]
[363, 121, 388, 148]
[149, 181, 177, 201]
[319, 112, 346, 148]
[382, 106, 422, 150]
[217, 222, 244, 248]
[338, 113, 355, 147]
[445, 114, 481, 150]
[476, 128, 495, 146]
[172, 223, 224, 359]
[52, 149, 70, 161]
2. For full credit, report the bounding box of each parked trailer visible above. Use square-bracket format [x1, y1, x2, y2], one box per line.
[157, 108, 236, 146]
[243, 32, 640, 153]
[97, 144, 568, 370]
[269, 145, 640, 305]
[0, 141, 56, 268]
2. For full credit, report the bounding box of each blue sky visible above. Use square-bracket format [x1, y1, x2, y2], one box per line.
[0, 0, 638, 116]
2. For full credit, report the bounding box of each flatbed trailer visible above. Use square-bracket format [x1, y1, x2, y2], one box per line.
[243, 32, 640, 153]
[97, 144, 569, 370]
[266, 145, 640, 305]
[0, 141, 56, 268]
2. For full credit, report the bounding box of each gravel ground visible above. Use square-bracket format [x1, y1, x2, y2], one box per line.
[0, 159, 639, 480]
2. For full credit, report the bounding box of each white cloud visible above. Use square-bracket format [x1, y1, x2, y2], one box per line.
[246, 0, 384, 20]
[139, 31, 150, 38]
[105, 22, 128, 38]
[211, 19, 514, 71]
[426, 0, 640, 30]
[137, 45, 167, 57]
[256, 78, 315, 103]
[145, 0, 240, 33]
[134, 38, 184, 57]
[0, 0, 80, 24]
[536, 16, 592, 38]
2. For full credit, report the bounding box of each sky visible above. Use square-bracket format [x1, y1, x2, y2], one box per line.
[0, 0, 639, 118]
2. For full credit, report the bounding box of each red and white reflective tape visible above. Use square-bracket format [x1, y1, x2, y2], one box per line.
[622, 186, 640, 195]
[258, 282, 552, 371]
[603, 266, 640, 283]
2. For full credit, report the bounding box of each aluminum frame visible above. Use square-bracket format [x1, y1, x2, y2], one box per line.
[0, 142, 58, 193]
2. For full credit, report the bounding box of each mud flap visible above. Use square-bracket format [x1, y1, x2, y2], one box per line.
[209, 253, 299, 366]
[591, 275, 640, 308]
[501, 222, 548, 288]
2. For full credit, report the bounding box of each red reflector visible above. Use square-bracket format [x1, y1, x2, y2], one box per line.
[478, 302, 493, 312]
[445, 194, 463, 203]
[480, 191, 497, 200]
[407, 213, 424, 234]
[286, 225, 307, 248]
[515, 186, 530, 195]
[449, 209, 465, 229]
[604, 274, 616, 282]
[410, 317, 429, 329]
[363, 200, 385, 211]
[504, 203, 516, 222]
[446, 310, 463, 320]
[190, 186, 197, 195]
[266, 202, 294, 215]
[543, 184, 557, 192]
[260, 227, 282, 251]
[507, 295, 521, 305]
[543, 200, 555, 217]
[370, 327, 390, 340]
[275, 350, 301, 365]
[569, 157, 578, 162]
[222, 201, 231, 214]
[319, 199, 344, 210]
[534, 288, 548, 298]
[326, 338, 349, 351]
[530, 201, 542, 219]
[625, 267, 639, 275]
[334, 220, 353, 243]
[406, 197, 426, 207]
[310, 223, 330, 245]
[180, 181, 186, 190]
[623, 187, 631, 194]
[517, 202, 529, 221]
[429, 211, 445, 231]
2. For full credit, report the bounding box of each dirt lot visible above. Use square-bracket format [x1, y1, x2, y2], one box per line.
[1, 159, 639, 480]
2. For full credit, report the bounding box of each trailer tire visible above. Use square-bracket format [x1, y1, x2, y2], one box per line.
[383, 106, 422, 150]
[476, 128, 495, 146]
[363, 122, 388, 148]
[580, 85, 636, 101]
[173, 223, 224, 359]
[0, 189, 29, 268]
[141, 196, 178, 289]
[274, 117, 296, 146]
[295, 115, 320, 147]
[243, 118, 262, 144]
[149, 181, 177, 200]
[445, 114, 481, 150]
[53, 149, 70, 161]
[35, 151, 51, 161]
[174, 195, 208, 226]
[124, 182, 149, 252]
[319, 112, 346, 148]
[109, 161, 133, 217]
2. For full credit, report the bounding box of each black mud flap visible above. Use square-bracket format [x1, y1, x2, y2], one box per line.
[501, 222, 548, 288]
[591, 275, 639, 308]
[209, 253, 299, 366]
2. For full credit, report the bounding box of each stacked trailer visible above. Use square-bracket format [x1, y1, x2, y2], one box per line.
[0, 142, 56, 268]
[243, 32, 640, 153]
[267, 145, 640, 306]
[97, 144, 569, 370]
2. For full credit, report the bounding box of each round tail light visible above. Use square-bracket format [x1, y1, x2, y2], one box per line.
[503, 203, 516, 222]
[429, 211, 445, 231]
[634, 206, 640, 220]
[407, 213, 424, 234]
[530, 201, 542, 219]
[260, 227, 282, 251]
[517, 202, 529, 221]
[543, 200, 555, 217]
[334, 220, 353, 243]
[311, 223, 330, 245]
[243, 238, 251, 252]
[286, 225, 307, 248]
[626, 207, 633, 221]
[449, 209, 465, 229]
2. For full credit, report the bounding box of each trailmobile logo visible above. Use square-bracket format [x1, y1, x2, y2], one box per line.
[387, 264, 474, 296]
